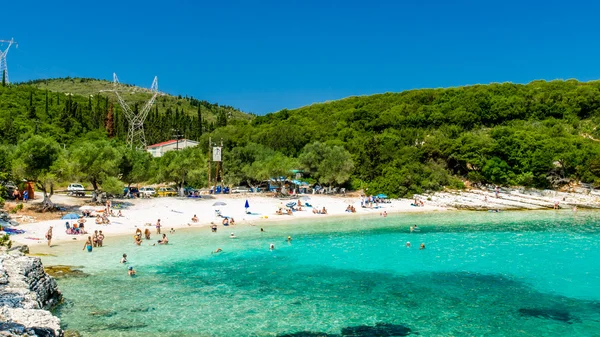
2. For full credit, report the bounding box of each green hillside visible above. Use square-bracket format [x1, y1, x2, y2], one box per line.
[4, 77, 600, 199]
[26, 77, 252, 123]
[0, 77, 252, 146]
[205, 79, 600, 196]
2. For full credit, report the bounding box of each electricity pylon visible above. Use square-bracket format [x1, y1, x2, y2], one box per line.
[0, 38, 17, 85]
[102, 73, 159, 149]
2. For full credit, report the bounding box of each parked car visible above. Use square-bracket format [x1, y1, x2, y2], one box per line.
[157, 187, 177, 197]
[67, 183, 86, 196]
[231, 186, 250, 193]
[123, 187, 140, 198]
[139, 187, 156, 197]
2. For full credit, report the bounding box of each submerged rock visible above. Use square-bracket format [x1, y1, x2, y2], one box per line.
[44, 265, 87, 278]
[518, 308, 579, 324]
[278, 332, 339, 337]
[341, 323, 412, 336]
[0, 252, 63, 336]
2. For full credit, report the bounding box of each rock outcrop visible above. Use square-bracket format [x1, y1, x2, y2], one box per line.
[0, 248, 62, 336]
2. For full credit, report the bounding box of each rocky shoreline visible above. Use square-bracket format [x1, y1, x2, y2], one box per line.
[420, 186, 600, 211]
[0, 246, 62, 337]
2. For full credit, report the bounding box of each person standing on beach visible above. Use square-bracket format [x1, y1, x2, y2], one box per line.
[144, 228, 151, 240]
[45, 226, 53, 247]
[23, 190, 29, 203]
[156, 219, 161, 234]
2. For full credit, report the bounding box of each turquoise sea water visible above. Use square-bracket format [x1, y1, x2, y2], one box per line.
[38, 210, 600, 336]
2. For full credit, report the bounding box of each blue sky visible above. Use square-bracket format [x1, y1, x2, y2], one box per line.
[3, 0, 600, 114]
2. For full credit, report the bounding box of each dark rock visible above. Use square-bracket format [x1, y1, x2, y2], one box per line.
[278, 332, 339, 337]
[518, 308, 579, 324]
[341, 323, 412, 336]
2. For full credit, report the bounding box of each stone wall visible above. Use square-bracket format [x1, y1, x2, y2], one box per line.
[0, 248, 62, 336]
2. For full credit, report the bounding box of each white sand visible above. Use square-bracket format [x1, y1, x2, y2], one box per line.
[9, 194, 447, 247]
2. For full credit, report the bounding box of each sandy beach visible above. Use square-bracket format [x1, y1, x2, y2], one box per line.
[8, 194, 446, 248]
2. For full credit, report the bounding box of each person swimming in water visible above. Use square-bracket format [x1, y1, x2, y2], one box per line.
[420, 243, 425, 250]
[287, 236, 292, 242]
[120, 253, 127, 263]
[260, 228, 264, 232]
[270, 243, 275, 250]
[128, 266, 136, 276]
[212, 248, 223, 254]
[230, 232, 237, 239]
[406, 242, 411, 248]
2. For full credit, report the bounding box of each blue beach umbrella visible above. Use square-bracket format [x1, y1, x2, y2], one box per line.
[244, 200, 250, 209]
[61, 213, 80, 220]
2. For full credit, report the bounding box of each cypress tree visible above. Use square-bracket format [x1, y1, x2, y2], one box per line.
[27, 91, 37, 119]
[197, 106, 202, 139]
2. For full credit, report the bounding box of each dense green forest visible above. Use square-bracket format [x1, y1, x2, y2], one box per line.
[3, 78, 600, 205]
[1, 77, 251, 145]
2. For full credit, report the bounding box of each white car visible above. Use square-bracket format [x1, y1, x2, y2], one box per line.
[139, 187, 156, 197]
[67, 183, 85, 196]
[231, 186, 250, 193]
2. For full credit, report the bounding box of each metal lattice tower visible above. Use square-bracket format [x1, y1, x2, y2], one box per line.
[0, 38, 17, 84]
[102, 73, 159, 149]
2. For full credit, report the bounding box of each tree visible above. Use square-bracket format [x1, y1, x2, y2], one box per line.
[156, 147, 206, 196]
[299, 142, 354, 188]
[120, 147, 155, 190]
[69, 139, 122, 201]
[12, 136, 64, 209]
[28, 91, 37, 119]
[245, 152, 297, 191]
[105, 104, 115, 137]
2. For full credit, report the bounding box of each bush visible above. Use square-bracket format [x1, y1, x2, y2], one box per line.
[0, 234, 12, 248]
[9, 203, 23, 214]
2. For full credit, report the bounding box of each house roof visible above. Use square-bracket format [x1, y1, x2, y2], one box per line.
[146, 139, 199, 149]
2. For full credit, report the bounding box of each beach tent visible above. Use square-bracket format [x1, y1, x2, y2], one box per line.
[61, 213, 80, 220]
[376, 194, 388, 199]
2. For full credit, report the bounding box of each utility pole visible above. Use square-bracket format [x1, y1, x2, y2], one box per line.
[220, 138, 224, 188]
[172, 129, 183, 150]
[208, 137, 212, 191]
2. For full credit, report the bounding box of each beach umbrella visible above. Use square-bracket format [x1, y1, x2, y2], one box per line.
[61, 213, 80, 220]
[213, 202, 227, 206]
[244, 200, 250, 209]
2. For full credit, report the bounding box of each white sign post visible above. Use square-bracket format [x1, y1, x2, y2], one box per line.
[213, 147, 222, 162]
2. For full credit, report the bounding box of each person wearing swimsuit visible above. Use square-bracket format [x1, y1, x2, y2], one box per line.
[83, 236, 93, 252]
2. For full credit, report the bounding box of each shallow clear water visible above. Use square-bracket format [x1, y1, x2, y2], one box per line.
[38, 210, 600, 336]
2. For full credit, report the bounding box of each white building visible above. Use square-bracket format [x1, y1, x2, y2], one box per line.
[146, 139, 200, 157]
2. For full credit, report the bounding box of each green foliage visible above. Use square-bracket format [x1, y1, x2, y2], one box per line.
[299, 142, 354, 186]
[156, 147, 206, 192]
[69, 139, 122, 191]
[10, 203, 23, 214]
[5, 77, 600, 197]
[12, 135, 64, 202]
[0, 234, 12, 248]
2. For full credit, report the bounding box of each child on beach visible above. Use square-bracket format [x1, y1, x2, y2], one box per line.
[121, 254, 127, 263]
